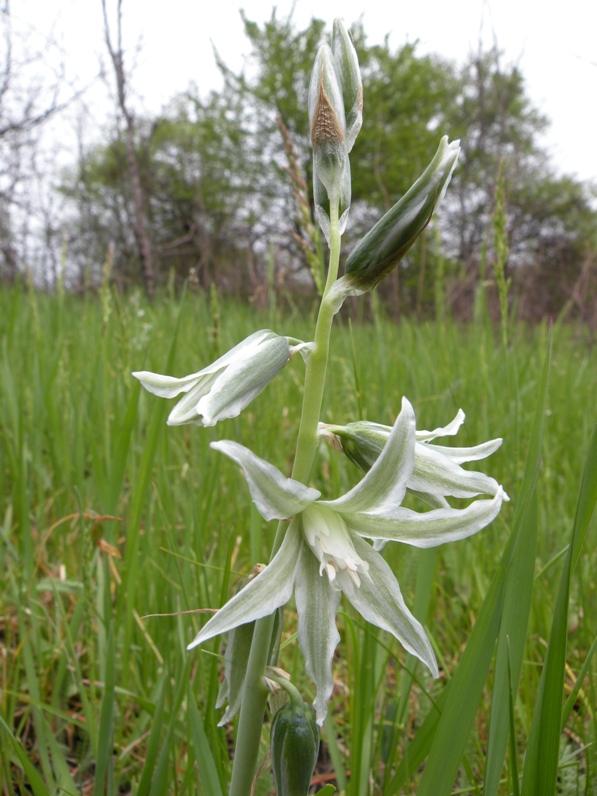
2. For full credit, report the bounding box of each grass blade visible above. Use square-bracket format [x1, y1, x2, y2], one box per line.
[188, 682, 224, 796]
[483, 490, 538, 794]
[136, 674, 167, 796]
[522, 421, 597, 796]
[93, 626, 116, 796]
[0, 716, 50, 796]
[560, 631, 597, 731]
[403, 334, 551, 795]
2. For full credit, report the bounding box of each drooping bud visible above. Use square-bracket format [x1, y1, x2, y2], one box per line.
[133, 330, 306, 427]
[330, 136, 460, 300]
[271, 698, 320, 796]
[332, 19, 363, 152]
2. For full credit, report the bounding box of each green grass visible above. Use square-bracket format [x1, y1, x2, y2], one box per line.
[0, 284, 596, 794]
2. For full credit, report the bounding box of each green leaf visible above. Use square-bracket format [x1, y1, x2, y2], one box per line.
[136, 675, 168, 796]
[93, 626, 116, 796]
[483, 328, 550, 796]
[0, 715, 50, 796]
[188, 683, 224, 796]
[522, 420, 597, 796]
[395, 335, 552, 795]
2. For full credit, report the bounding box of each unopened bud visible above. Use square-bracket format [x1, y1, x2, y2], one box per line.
[332, 19, 362, 152]
[338, 136, 460, 295]
[271, 698, 320, 796]
[308, 44, 348, 199]
[319, 421, 386, 472]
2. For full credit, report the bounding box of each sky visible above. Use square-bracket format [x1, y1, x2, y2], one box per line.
[14, 0, 597, 184]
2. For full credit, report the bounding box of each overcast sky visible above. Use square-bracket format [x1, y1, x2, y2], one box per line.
[16, 0, 597, 184]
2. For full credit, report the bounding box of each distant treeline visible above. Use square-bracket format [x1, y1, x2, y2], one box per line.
[3, 12, 597, 323]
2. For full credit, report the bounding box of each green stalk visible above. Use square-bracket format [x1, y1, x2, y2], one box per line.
[228, 200, 341, 796]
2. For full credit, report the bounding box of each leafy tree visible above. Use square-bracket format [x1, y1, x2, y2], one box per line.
[58, 10, 596, 320]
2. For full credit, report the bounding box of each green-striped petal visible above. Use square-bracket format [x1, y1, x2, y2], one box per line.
[211, 440, 320, 521]
[187, 520, 303, 649]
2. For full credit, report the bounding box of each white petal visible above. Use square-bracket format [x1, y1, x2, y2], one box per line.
[133, 331, 273, 398]
[216, 621, 254, 726]
[132, 369, 215, 399]
[187, 520, 302, 649]
[166, 374, 221, 425]
[415, 409, 465, 441]
[346, 488, 507, 548]
[211, 441, 320, 521]
[294, 545, 341, 726]
[411, 443, 501, 498]
[322, 396, 415, 515]
[422, 438, 503, 463]
[337, 533, 438, 678]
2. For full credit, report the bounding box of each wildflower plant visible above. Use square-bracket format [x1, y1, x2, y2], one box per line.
[134, 20, 508, 795]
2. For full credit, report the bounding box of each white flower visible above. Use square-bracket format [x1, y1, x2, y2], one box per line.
[319, 409, 508, 511]
[187, 398, 507, 724]
[132, 330, 307, 427]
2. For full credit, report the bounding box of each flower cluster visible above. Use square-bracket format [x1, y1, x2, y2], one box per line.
[187, 397, 507, 724]
[133, 17, 509, 758]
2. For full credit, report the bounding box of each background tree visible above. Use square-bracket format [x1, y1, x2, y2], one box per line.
[101, 0, 155, 296]
[0, 5, 71, 283]
[57, 10, 596, 320]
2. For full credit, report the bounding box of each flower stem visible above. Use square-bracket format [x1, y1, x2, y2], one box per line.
[290, 200, 341, 486]
[228, 199, 341, 795]
[228, 611, 276, 796]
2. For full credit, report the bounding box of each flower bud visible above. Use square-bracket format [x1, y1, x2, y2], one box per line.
[319, 421, 387, 472]
[332, 19, 362, 152]
[271, 698, 320, 796]
[308, 43, 348, 198]
[339, 136, 460, 295]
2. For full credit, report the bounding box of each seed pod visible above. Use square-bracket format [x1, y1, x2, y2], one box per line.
[271, 699, 320, 796]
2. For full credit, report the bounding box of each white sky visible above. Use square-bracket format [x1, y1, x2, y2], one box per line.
[15, 0, 597, 184]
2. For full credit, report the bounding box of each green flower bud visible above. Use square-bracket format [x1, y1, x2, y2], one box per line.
[271, 699, 320, 796]
[341, 136, 460, 294]
[320, 421, 387, 472]
[332, 19, 362, 152]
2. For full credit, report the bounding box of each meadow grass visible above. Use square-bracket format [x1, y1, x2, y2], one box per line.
[0, 284, 596, 794]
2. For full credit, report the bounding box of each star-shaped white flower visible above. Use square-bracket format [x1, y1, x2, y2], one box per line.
[187, 398, 507, 724]
[319, 409, 506, 512]
[133, 330, 307, 427]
